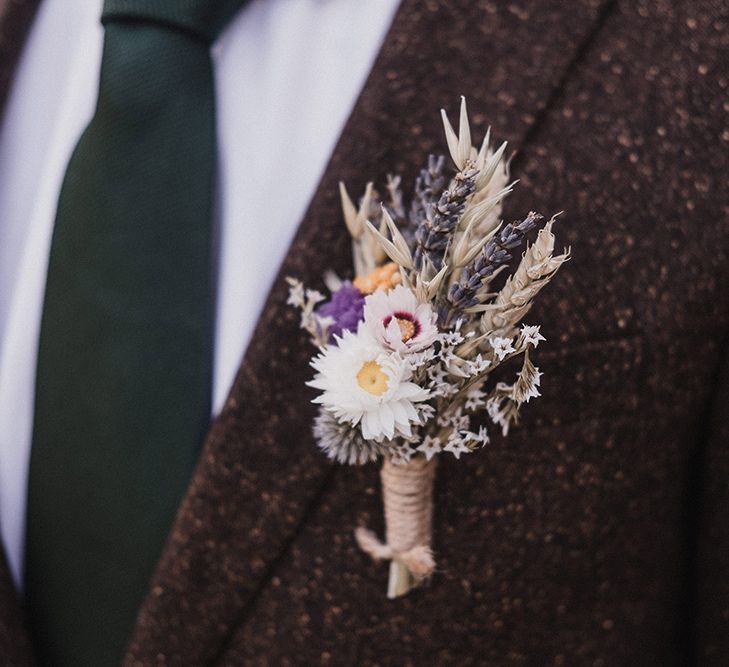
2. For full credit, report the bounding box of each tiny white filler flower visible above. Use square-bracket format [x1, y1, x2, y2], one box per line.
[443, 437, 471, 459]
[416, 435, 442, 461]
[490, 336, 516, 361]
[307, 324, 430, 442]
[520, 324, 546, 348]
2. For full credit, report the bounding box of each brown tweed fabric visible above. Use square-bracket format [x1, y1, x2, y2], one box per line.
[204, 1, 729, 662]
[697, 341, 729, 661]
[0, 0, 727, 665]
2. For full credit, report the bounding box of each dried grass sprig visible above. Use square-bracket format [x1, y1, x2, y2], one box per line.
[340, 181, 395, 277]
[441, 97, 510, 198]
[446, 212, 543, 321]
[511, 349, 542, 404]
[478, 216, 570, 338]
[385, 174, 407, 227]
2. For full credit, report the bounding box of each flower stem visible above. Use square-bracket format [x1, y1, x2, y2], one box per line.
[387, 560, 413, 599]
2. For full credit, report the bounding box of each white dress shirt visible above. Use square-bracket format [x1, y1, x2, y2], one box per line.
[0, 0, 399, 588]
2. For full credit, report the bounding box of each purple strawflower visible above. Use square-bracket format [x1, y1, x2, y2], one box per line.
[316, 282, 365, 341]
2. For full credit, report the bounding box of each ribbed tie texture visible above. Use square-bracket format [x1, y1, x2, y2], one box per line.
[25, 2, 247, 665]
[103, 0, 247, 43]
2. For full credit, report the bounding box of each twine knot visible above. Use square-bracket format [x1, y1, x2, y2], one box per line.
[355, 527, 435, 578]
[355, 455, 438, 586]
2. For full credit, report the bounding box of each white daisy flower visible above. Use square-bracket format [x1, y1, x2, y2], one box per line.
[307, 324, 431, 442]
[364, 285, 439, 353]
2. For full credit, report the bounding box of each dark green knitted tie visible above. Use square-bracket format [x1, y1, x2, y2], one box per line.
[25, 2, 247, 665]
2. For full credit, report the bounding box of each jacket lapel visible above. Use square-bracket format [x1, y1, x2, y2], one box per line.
[0, 1, 42, 664]
[125, 0, 615, 663]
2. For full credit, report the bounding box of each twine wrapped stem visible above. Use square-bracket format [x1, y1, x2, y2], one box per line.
[355, 454, 437, 598]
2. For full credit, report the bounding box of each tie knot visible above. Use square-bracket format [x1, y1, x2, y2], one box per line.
[102, 0, 247, 44]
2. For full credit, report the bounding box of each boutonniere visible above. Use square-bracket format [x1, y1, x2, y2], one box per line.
[287, 97, 569, 598]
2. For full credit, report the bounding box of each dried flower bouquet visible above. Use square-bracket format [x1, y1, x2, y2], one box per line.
[287, 97, 569, 598]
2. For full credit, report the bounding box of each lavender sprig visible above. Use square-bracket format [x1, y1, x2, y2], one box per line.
[413, 167, 478, 271]
[447, 212, 543, 316]
[408, 154, 447, 230]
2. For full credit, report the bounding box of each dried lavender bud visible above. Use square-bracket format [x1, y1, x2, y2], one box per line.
[447, 212, 543, 313]
[413, 167, 478, 271]
[408, 154, 447, 230]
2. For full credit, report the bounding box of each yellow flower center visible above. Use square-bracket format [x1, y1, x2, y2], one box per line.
[396, 317, 416, 342]
[356, 360, 389, 396]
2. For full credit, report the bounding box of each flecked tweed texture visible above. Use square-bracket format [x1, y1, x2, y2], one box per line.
[0, 0, 727, 665]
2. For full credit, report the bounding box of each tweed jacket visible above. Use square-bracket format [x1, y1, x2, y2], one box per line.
[0, 0, 727, 665]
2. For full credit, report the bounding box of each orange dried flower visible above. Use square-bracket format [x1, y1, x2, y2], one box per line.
[353, 262, 402, 295]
